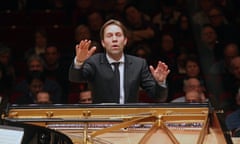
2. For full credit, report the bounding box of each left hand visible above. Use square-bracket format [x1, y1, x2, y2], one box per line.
[149, 61, 170, 83]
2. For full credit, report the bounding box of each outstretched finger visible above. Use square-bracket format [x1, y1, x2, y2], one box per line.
[88, 46, 97, 56]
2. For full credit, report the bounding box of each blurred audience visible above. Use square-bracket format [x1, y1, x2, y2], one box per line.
[43, 45, 70, 103]
[15, 71, 45, 104]
[0, 44, 16, 96]
[15, 54, 62, 103]
[171, 77, 207, 103]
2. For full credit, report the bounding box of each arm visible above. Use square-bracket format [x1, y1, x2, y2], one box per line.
[69, 40, 96, 82]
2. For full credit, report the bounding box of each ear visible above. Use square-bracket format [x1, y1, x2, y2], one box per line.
[101, 40, 105, 48]
[124, 37, 128, 46]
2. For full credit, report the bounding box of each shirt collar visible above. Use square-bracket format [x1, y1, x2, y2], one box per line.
[106, 53, 125, 64]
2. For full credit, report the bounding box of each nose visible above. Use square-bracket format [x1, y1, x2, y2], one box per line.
[112, 35, 117, 41]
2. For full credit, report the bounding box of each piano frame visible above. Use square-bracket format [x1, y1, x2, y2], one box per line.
[2, 103, 233, 144]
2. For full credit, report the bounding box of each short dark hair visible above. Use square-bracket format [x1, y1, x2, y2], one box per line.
[99, 19, 128, 40]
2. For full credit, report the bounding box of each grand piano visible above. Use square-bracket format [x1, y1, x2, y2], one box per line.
[1, 103, 234, 144]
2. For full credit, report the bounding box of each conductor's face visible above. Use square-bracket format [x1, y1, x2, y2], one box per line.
[101, 24, 127, 59]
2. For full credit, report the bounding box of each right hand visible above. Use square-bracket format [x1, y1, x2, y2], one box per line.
[76, 39, 96, 62]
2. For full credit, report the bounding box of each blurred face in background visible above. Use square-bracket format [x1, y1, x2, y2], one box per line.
[230, 57, 240, 79]
[87, 12, 104, 31]
[29, 79, 44, 97]
[185, 60, 200, 77]
[75, 25, 91, 42]
[208, 8, 224, 27]
[161, 34, 174, 52]
[125, 6, 142, 26]
[28, 59, 44, 72]
[223, 43, 239, 65]
[35, 32, 47, 48]
[44, 46, 60, 66]
[79, 91, 92, 104]
[36, 91, 51, 104]
[184, 78, 203, 93]
[0, 52, 10, 65]
[185, 90, 202, 103]
[201, 26, 217, 45]
[180, 15, 189, 30]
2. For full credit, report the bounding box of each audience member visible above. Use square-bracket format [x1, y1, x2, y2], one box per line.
[222, 56, 240, 111]
[168, 55, 205, 101]
[123, 4, 157, 54]
[43, 45, 70, 103]
[152, 0, 181, 32]
[15, 71, 45, 104]
[78, 89, 92, 104]
[15, 54, 62, 103]
[74, 24, 102, 53]
[192, 0, 215, 26]
[210, 42, 239, 75]
[0, 44, 16, 95]
[175, 51, 188, 75]
[153, 33, 178, 74]
[175, 14, 196, 53]
[71, 0, 94, 26]
[108, 0, 129, 21]
[171, 77, 207, 103]
[198, 24, 224, 75]
[185, 90, 205, 103]
[36, 90, 52, 104]
[225, 91, 240, 136]
[25, 28, 48, 60]
[207, 6, 239, 43]
[86, 10, 105, 47]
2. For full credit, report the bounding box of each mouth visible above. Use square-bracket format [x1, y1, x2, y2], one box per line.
[112, 45, 119, 49]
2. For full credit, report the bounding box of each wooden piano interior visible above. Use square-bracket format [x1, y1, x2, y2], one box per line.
[3, 103, 233, 144]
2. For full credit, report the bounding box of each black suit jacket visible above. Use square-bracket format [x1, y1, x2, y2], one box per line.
[69, 53, 167, 103]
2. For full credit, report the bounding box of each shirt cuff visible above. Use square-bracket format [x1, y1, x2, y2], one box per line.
[74, 57, 84, 69]
[158, 80, 167, 88]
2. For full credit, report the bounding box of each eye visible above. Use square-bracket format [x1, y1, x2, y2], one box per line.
[116, 32, 122, 37]
[106, 33, 113, 38]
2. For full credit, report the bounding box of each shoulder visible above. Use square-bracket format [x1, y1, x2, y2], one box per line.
[87, 53, 105, 61]
[125, 54, 145, 62]
[171, 96, 185, 103]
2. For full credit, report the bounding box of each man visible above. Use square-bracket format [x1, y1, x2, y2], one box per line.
[79, 89, 92, 104]
[185, 90, 203, 103]
[36, 90, 52, 104]
[69, 19, 170, 104]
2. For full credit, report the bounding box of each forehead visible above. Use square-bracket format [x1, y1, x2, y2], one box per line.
[30, 60, 42, 65]
[202, 27, 215, 33]
[209, 8, 220, 15]
[187, 79, 200, 85]
[104, 24, 123, 34]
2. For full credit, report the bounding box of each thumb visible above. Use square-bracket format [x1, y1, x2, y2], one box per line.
[149, 65, 155, 74]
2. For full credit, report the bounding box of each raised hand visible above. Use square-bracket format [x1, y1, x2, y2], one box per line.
[75, 39, 96, 62]
[149, 61, 170, 83]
